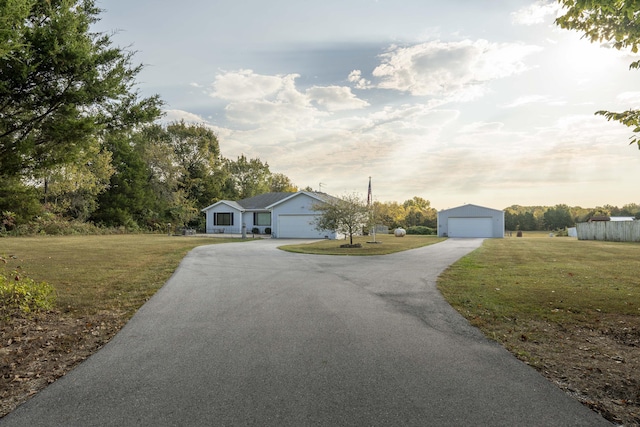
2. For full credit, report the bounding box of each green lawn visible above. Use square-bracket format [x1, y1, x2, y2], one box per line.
[438, 237, 640, 324]
[0, 235, 243, 317]
[279, 234, 445, 255]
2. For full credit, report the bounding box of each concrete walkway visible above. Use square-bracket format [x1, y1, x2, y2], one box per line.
[1, 239, 610, 426]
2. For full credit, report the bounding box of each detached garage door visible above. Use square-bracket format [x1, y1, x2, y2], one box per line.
[277, 215, 322, 238]
[448, 217, 493, 238]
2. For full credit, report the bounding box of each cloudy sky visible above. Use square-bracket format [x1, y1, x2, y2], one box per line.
[93, 0, 640, 210]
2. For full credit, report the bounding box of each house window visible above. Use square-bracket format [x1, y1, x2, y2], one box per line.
[214, 212, 234, 226]
[254, 212, 271, 226]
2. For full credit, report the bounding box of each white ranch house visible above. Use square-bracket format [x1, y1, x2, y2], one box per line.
[201, 191, 341, 239]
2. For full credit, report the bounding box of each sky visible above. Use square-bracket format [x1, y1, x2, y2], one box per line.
[92, 0, 640, 210]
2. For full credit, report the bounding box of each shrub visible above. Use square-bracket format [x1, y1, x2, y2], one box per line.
[0, 271, 56, 318]
[406, 226, 435, 235]
[265, 227, 272, 234]
[252, 227, 260, 234]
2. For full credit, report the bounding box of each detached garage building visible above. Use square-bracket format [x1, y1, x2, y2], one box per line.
[437, 204, 504, 238]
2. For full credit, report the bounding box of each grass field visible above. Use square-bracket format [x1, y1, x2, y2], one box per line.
[438, 236, 640, 328]
[0, 235, 243, 317]
[279, 234, 445, 255]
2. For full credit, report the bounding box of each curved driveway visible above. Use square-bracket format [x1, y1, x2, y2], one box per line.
[1, 239, 610, 426]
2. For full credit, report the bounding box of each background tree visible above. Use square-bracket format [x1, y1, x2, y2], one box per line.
[556, 0, 640, 148]
[165, 121, 221, 210]
[543, 204, 575, 230]
[312, 193, 369, 245]
[91, 132, 161, 229]
[39, 139, 114, 221]
[621, 202, 640, 218]
[270, 173, 298, 192]
[224, 155, 271, 199]
[372, 201, 406, 229]
[402, 197, 437, 228]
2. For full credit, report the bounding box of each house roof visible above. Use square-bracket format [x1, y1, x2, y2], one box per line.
[236, 192, 294, 210]
[265, 191, 340, 209]
[202, 191, 340, 213]
[201, 200, 244, 212]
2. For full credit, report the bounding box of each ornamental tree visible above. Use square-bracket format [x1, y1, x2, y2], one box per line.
[312, 193, 370, 245]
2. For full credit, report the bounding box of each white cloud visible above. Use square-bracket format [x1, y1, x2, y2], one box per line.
[348, 70, 371, 89]
[500, 94, 562, 108]
[372, 40, 542, 99]
[162, 109, 207, 123]
[511, 1, 560, 26]
[161, 109, 232, 138]
[307, 86, 370, 111]
[210, 69, 290, 101]
[458, 121, 504, 134]
[616, 91, 640, 107]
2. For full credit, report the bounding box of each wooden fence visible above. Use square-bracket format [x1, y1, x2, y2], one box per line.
[576, 221, 640, 242]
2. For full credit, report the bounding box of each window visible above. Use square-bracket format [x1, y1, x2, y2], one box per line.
[254, 212, 271, 226]
[214, 212, 233, 226]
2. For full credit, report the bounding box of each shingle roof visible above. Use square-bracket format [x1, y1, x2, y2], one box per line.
[236, 192, 295, 209]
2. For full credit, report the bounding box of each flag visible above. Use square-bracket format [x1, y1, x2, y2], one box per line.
[367, 176, 372, 206]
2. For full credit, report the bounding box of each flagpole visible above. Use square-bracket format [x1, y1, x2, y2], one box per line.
[368, 176, 376, 243]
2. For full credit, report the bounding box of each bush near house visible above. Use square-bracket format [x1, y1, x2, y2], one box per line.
[406, 226, 435, 235]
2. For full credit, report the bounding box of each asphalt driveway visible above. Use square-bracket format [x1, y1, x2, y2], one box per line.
[1, 238, 610, 426]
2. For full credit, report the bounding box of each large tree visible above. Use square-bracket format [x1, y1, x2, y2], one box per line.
[0, 0, 161, 180]
[165, 121, 221, 209]
[556, 0, 640, 148]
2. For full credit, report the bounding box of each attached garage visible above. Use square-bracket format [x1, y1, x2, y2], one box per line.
[267, 192, 340, 239]
[438, 204, 504, 238]
[277, 214, 327, 239]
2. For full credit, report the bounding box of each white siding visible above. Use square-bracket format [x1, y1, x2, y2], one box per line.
[202, 203, 242, 234]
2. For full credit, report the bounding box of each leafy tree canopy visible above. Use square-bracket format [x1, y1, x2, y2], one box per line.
[0, 0, 162, 180]
[224, 155, 271, 199]
[556, 0, 640, 148]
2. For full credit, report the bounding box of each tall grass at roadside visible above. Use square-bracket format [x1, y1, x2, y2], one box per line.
[0, 235, 242, 318]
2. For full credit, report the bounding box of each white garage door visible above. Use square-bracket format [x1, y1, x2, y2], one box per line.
[448, 217, 493, 238]
[277, 214, 323, 238]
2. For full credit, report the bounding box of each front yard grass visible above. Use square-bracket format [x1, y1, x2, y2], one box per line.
[0, 234, 243, 317]
[279, 234, 445, 255]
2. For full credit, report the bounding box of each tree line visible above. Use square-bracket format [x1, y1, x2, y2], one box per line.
[505, 204, 640, 232]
